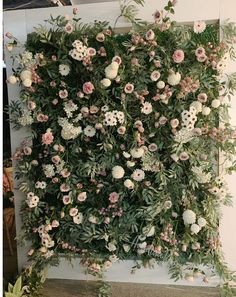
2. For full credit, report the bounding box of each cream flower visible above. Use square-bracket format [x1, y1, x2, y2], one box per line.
[130, 147, 144, 158]
[59, 64, 70, 76]
[84, 125, 96, 137]
[124, 179, 134, 189]
[211, 99, 221, 108]
[141, 102, 153, 115]
[183, 209, 196, 225]
[150, 70, 160, 81]
[112, 165, 125, 179]
[8, 75, 17, 84]
[73, 212, 83, 224]
[202, 106, 211, 115]
[77, 192, 87, 202]
[157, 80, 165, 89]
[197, 217, 207, 227]
[190, 223, 201, 234]
[100, 78, 111, 88]
[167, 71, 181, 86]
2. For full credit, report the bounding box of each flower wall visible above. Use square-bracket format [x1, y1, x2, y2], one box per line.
[6, 1, 236, 295]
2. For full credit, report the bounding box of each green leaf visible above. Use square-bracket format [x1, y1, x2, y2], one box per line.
[7, 283, 13, 292]
[13, 276, 22, 294]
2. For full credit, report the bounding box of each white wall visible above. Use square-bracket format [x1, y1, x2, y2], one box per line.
[3, 0, 236, 285]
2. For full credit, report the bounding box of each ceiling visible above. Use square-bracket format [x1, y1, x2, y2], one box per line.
[3, 0, 117, 10]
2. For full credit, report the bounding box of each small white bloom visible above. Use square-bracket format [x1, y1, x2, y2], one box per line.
[183, 209, 196, 225]
[107, 242, 117, 252]
[193, 21, 206, 34]
[130, 147, 144, 159]
[59, 64, 70, 76]
[84, 125, 96, 137]
[190, 101, 202, 113]
[202, 106, 211, 115]
[22, 78, 32, 87]
[112, 165, 125, 179]
[141, 102, 153, 115]
[123, 244, 131, 253]
[123, 152, 131, 159]
[211, 99, 221, 108]
[20, 70, 32, 81]
[197, 217, 207, 227]
[88, 215, 98, 224]
[131, 169, 145, 181]
[124, 179, 134, 189]
[157, 80, 165, 89]
[190, 223, 201, 234]
[127, 161, 136, 168]
[167, 72, 181, 86]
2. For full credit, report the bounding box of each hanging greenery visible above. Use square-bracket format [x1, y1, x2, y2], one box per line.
[6, 0, 236, 296]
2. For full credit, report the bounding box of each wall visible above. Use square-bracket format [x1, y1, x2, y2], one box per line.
[3, 0, 236, 286]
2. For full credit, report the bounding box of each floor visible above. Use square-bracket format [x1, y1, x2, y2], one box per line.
[42, 279, 220, 297]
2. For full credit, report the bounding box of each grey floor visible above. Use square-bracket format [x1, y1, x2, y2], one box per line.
[43, 279, 220, 297]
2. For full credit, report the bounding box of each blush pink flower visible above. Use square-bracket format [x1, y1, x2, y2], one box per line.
[51, 155, 61, 164]
[77, 192, 87, 202]
[172, 49, 185, 63]
[193, 21, 206, 34]
[124, 83, 134, 94]
[64, 22, 73, 34]
[59, 89, 68, 99]
[112, 56, 122, 65]
[42, 130, 54, 145]
[195, 47, 205, 57]
[83, 82, 94, 94]
[63, 195, 71, 205]
[109, 192, 119, 203]
[60, 183, 70, 192]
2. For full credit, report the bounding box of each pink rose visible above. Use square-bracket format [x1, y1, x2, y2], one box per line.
[42, 130, 54, 145]
[172, 49, 185, 63]
[124, 83, 134, 94]
[83, 82, 94, 94]
[109, 192, 119, 203]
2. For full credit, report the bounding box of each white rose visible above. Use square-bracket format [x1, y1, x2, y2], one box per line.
[101, 78, 111, 88]
[190, 223, 201, 234]
[8, 75, 17, 84]
[183, 209, 196, 225]
[211, 99, 221, 108]
[197, 217, 207, 227]
[112, 165, 125, 179]
[202, 106, 211, 115]
[20, 70, 32, 81]
[130, 147, 144, 158]
[124, 179, 134, 189]
[22, 78, 32, 87]
[157, 80, 165, 89]
[190, 101, 202, 113]
[167, 72, 181, 86]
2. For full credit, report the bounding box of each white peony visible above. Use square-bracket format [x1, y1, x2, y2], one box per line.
[190, 101, 202, 113]
[197, 217, 207, 227]
[59, 64, 70, 76]
[112, 165, 125, 179]
[211, 99, 221, 108]
[202, 106, 211, 115]
[84, 125, 96, 137]
[167, 71, 181, 86]
[22, 78, 32, 87]
[130, 147, 144, 158]
[183, 209, 196, 225]
[100, 78, 111, 88]
[190, 223, 201, 234]
[8, 75, 17, 84]
[20, 70, 32, 81]
[124, 179, 134, 189]
[131, 169, 145, 181]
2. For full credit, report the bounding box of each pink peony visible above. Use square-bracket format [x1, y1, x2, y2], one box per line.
[42, 130, 54, 145]
[172, 49, 185, 63]
[83, 82, 94, 94]
[109, 192, 119, 203]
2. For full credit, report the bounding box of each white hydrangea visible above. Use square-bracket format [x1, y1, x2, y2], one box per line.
[58, 117, 82, 140]
[112, 166, 125, 179]
[183, 209, 196, 225]
[18, 110, 34, 126]
[63, 100, 78, 118]
[192, 166, 211, 184]
[17, 51, 35, 67]
[190, 101, 202, 113]
[174, 129, 195, 144]
[43, 164, 55, 178]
